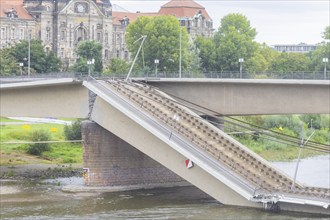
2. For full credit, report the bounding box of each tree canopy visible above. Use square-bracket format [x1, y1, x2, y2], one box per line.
[214, 13, 258, 72]
[9, 40, 60, 74]
[126, 15, 190, 75]
[72, 40, 103, 74]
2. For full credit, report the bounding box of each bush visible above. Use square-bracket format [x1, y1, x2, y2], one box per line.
[64, 120, 82, 141]
[27, 130, 51, 155]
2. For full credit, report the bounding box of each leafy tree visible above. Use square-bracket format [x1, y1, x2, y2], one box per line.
[10, 40, 60, 73]
[245, 43, 279, 75]
[27, 130, 51, 156]
[214, 13, 258, 71]
[64, 120, 82, 141]
[322, 26, 330, 40]
[72, 40, 103, 73]
[103, 58, 130, 75]
[270, 52, 312, 72]
[0, 48, 20, 76]
[308, 26, 330, 72]
[126, 15, 190, 75]
[194, 36, 217, 72]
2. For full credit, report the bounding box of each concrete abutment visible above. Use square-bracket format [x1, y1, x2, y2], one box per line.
[81, 120, 186, 187]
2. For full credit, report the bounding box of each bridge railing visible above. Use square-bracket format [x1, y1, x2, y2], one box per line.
[0, 71, 329, 82]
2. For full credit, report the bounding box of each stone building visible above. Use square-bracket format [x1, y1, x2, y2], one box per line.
[0, 0, 213, 68]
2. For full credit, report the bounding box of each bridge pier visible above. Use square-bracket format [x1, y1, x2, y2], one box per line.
[81, 120, 185, 187]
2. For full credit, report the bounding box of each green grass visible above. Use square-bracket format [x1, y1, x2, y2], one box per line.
[226, 115, 330, 161]
[0, 119, 82, 165]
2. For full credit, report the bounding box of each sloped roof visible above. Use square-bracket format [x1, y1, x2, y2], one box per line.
[112, 11, 159, 25]
[0, 0, 33, 19]
[159, 0, 211, 20]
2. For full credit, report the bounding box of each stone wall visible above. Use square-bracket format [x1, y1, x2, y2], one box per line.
[82, 120, 185, 187]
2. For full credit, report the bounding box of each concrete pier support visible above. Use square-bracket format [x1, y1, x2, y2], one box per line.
[81, 120, 185, 187]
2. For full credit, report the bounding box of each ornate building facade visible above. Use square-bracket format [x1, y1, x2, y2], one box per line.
[0, 0, 214, 68]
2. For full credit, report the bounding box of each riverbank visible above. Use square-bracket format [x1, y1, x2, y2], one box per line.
[0, 163, 82, 180]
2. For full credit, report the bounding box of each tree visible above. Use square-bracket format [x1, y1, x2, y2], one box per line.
[308, 26, 330, 72]
[214, 13, 258, 72]
[0, 48, 20, 76]
[10, 40, 60, 73]
[103, 58, 130, 75]
[194, 36, 217, 72]
[322, 26, 330, 40]
[72, 40, 103, 74]
[245, 43, 279, 74]
[270, 52, 312, 72]
[126, 15, 190, 75]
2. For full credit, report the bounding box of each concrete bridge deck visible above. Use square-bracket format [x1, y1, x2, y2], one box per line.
[0, 78, 329, 117]
[83, 79, 330, 215]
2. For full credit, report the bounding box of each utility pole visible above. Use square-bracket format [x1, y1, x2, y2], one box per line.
[291, 128, 315, 190]
[28, 29, 31, 78]
[179, 26, 182, 78]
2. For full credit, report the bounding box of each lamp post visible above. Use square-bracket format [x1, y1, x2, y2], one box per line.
[19, 62, 24, 79]
[27, 29, 31, 78]
[323, 58, 328, 80]
[87, 58, 95, 77]
[179, 25, 182, 78]
[239, 58, 244, 78]
[154, 59, 159, 77]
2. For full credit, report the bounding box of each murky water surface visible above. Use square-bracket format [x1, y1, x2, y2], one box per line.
[1, 155, 329, 219]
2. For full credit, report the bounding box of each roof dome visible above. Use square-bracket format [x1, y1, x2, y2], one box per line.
[159, 0, 211, 20]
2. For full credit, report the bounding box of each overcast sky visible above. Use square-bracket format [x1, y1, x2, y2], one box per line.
[111, 0, 329, 45]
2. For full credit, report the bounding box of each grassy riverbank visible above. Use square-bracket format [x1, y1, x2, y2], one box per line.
[1, 115, 329, 166]
[225, 115, 330, 161]
[0, 118, 82, 166]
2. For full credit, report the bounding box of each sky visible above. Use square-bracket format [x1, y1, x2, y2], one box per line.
[111, 0, 330, 46]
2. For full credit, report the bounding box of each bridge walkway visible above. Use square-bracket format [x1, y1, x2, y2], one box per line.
[84, 78, 329, 214]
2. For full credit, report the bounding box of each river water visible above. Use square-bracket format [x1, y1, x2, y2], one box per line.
[1, 155, 329, 220]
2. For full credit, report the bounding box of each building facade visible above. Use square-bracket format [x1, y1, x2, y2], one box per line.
[273, 43, 318, 53]
[0, 0, 214, 68]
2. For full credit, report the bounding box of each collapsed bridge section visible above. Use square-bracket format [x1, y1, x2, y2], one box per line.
[83, 78, 330, 215]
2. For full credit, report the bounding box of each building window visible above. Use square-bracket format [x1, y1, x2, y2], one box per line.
[60, 48, 64, 58]
[116, 33, 120, 45]
[60, 30, 66, 41]
[125, 51, 129, 60]
[92, 25, 94, 40]
[75, 27, 87, 42]
[116, 50, 120, 58]
[11, 28, 15, 39]
[105, 32, 108, 44]
[105, 49, 109, 60]
[19, 29, 24, 40]
[97, 32, 102, 42]
[0, 28, 5, 39]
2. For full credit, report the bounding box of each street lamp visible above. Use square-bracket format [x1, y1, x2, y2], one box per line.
[323, 58, 328, 80]
[87, 58, 95, 77]
[27, 29, 31, 78]
[239, 58, 244, 78]
[19, 62, 24, 79]
[154, 59, 159, 77]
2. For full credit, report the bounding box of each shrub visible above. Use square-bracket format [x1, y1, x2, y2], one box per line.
[27, 130, 51, 155]
[64, 120, 82, 141]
